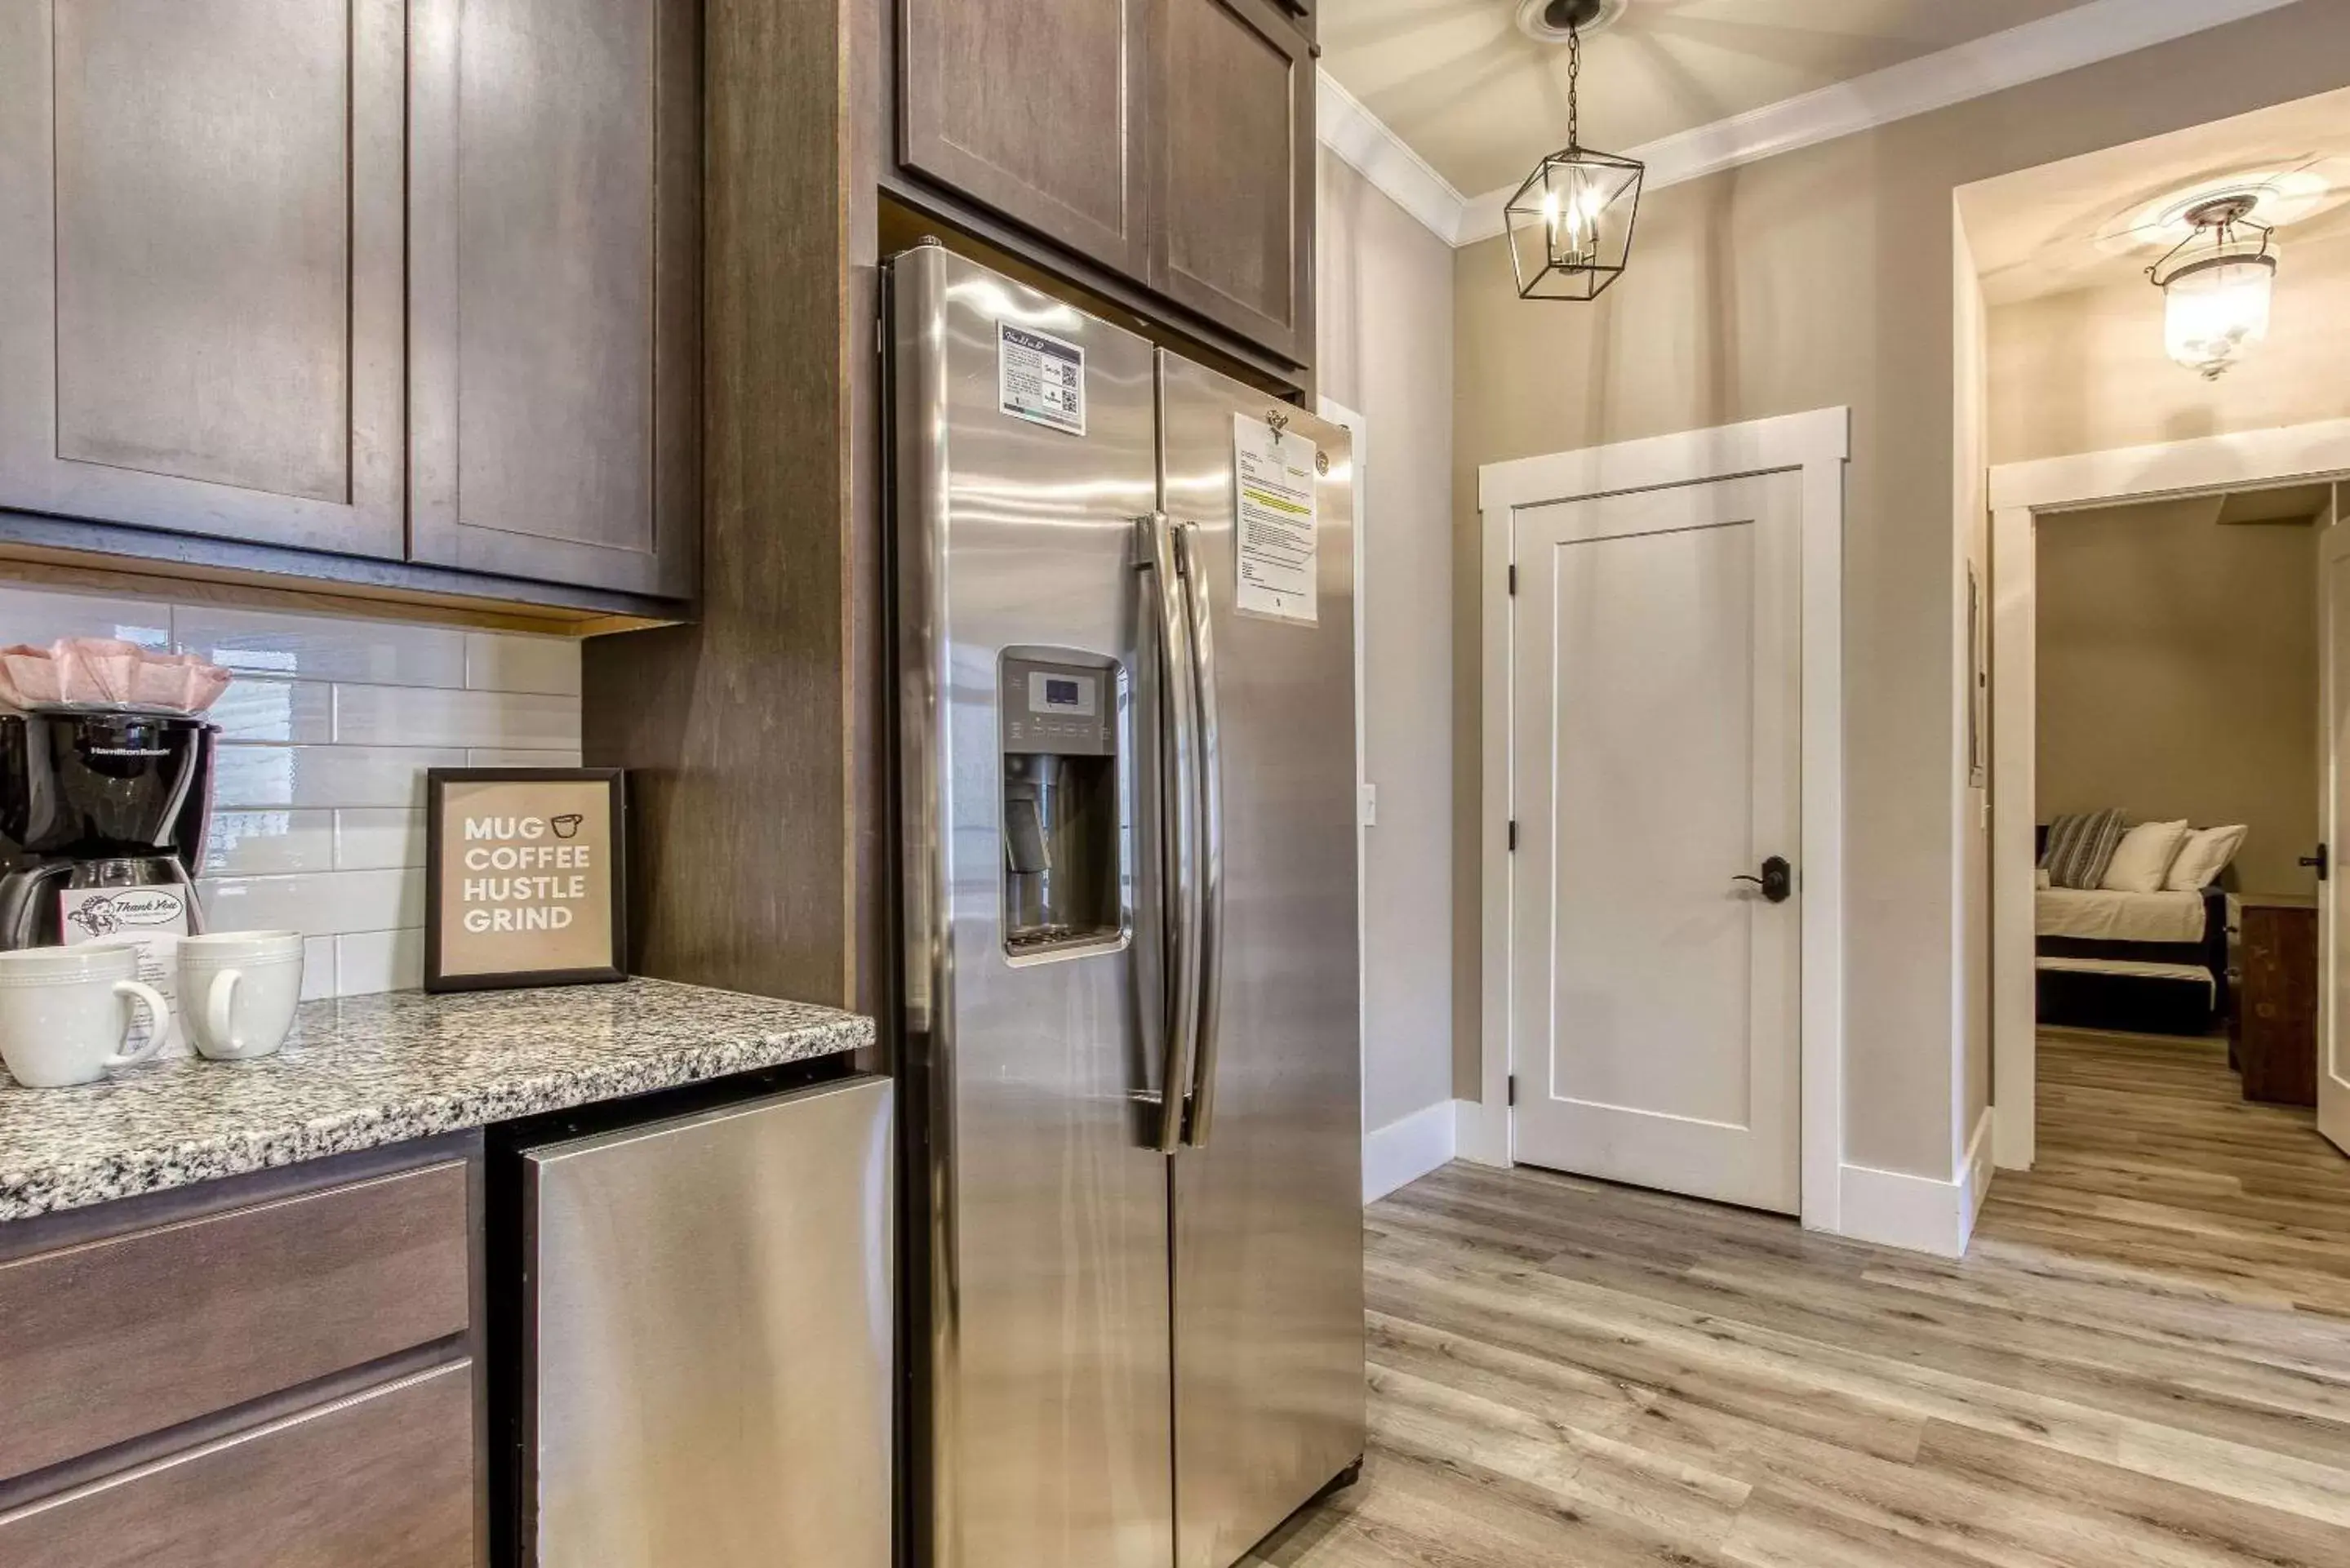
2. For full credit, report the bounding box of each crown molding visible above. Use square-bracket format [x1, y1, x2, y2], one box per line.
[1315, 0, 2304, 250]
[1316, 69, 1471, 245]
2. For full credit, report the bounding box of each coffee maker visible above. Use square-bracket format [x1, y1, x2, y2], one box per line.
[0, 710, 216, 948]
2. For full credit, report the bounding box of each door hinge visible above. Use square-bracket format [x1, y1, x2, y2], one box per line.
[1507, 1074, 1517, 1108]
[1507, 820, 1518, 852]
[1507, 564, 1517, 596]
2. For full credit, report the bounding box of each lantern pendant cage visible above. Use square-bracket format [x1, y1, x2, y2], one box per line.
[1504, 3, 1644, 302]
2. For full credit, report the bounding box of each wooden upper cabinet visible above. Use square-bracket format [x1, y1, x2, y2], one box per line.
[408, 0, 700, 598]
[1149, 0, 1313, 366]
[0, 0, 405, 559]
[899, 0, 1152, 279]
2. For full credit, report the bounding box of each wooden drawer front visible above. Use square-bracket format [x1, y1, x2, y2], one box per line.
[0, 1161, 470, 1482]
[0, 1361, 473, 1568]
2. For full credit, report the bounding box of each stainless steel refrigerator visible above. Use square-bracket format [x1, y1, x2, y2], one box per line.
[890, 243, 1364, 1568]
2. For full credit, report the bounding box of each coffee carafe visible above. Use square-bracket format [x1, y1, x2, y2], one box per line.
[0, 710, 217, 948]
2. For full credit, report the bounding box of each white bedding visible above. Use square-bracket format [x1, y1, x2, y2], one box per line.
[2035, 886, 2215, 944]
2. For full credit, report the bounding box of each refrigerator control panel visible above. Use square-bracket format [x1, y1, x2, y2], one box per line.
[1001, 656, 1117, 757]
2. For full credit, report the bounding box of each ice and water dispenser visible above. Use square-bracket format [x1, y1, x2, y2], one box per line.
[999, 651, 1123, 954]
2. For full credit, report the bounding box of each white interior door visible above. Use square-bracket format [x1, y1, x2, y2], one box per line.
[2319, 509, 2350, 1156]
[1510, 472, 1803, 1213]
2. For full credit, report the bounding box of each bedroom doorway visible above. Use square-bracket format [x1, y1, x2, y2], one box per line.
[1989, 425, 2350, 1170]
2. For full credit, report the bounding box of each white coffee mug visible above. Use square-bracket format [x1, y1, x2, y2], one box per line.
[0, 944, 172, 1089]
[178, 931, 305, 1062]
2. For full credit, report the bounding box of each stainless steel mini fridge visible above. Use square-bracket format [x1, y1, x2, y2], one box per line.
[516, 1074, 894, 1567]
[891, 243, 1366, 1568]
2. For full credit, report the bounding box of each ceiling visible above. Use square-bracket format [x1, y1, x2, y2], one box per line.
[1957, 84, 2350, 305]
[1320, 0, 2097, 197]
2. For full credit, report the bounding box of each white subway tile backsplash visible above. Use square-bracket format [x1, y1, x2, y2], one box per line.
[199, 868, 425, 936]
[175, 606, 467, 687]
[333, 685, 579, 751]
[466, 748, 584, 768]
[212, 744, 468, 810]
[0, 584, 170, 650]
[6, 584, 581, 1001]
[206, 678, 333, 744]
[334, 808, 427, 871]
[464, 632, 581, 696]
[336, 928, 424, 996]
[301, 935, 338, 1001]
[204, 811, 335, 877]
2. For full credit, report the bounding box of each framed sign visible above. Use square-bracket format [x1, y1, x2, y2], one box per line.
[424, 768, 627, 992]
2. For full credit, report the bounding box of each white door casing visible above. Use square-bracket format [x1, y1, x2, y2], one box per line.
[2320, 503, 2350, 1156]
[1509, 473, 1804, 1214]
[1476, 406, 1846, 1232]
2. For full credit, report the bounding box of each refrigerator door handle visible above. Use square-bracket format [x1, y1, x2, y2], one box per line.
[1176, 521, 1226, 1149]
[1143, 512, 1204, 1154]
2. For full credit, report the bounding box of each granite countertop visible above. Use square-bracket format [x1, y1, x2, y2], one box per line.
[0, 978, 873, 1222]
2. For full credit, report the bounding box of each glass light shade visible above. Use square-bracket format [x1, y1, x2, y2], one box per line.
[2160, 252, 2277, 380]
[1504, 147, 1644, 301]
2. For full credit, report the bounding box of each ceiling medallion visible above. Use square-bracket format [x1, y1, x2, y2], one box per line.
[2146, 193, 2278, 380]
[1504, 1, 1643, 302]
[1514, 0, 1626, 43]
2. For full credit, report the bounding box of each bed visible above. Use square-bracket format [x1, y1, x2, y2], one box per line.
[2034, 874, 2233, 1036]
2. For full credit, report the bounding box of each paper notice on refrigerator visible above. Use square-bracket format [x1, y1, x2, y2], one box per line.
[997, 322, 1086, 435]
[1232, 413, 1318, 625]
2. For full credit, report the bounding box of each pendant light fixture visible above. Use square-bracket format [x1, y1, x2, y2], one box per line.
[2147, 194, 2277, 380]
[1504, 0, 1643, 302]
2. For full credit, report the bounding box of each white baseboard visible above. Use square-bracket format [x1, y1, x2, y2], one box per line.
[1837, 1149, 1979, 1259]
[1454, 1095, 1510, 1168]
[1957, 1108, 1996, 1250]
[1364, 1099, 1459, 1203]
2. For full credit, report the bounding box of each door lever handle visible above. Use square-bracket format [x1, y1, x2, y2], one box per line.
[1733, 855, 1794, 904]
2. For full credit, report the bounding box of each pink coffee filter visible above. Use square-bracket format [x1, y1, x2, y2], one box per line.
[0, 640, 233, 715]
[175, 654, 233, 713]
[54, 637, 144, 704]
[0, 645, 60, 709]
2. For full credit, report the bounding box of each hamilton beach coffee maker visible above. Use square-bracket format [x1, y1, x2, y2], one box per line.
[0, 710, 216, 948]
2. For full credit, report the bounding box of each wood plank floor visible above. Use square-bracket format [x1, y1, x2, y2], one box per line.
[1246, 1029, 2350, 1566]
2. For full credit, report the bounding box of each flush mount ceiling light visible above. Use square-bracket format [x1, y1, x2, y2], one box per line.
[1504, 0, 1643, 302]
[2147, 193, 2278, 380]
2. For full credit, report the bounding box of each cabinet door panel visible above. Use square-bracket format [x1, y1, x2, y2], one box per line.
[411, 0, 699, 597]
[1151, 0, 1311, 364]
[0, 0, 404, 556]
[900, 0, 1149, 277]
[0, 1363, 474, 1568]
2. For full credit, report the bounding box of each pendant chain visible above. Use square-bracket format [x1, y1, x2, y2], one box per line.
[1567, 23, 1580, 151]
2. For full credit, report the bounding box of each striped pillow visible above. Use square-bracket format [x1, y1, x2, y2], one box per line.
[2041, 809, 2126, 891]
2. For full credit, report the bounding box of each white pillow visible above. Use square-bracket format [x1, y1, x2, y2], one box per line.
[2166, 824, 2247, 891]
[2036, 868, 2051, 890]
[2100, 820, 2190, 893]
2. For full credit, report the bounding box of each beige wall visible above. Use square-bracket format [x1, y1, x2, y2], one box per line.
[1452, 2, 2350, 1180]
[1989, 229, 2350, 466]
[1320, 149, 1457, 1135]
[2037, 498, 2319, 899]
